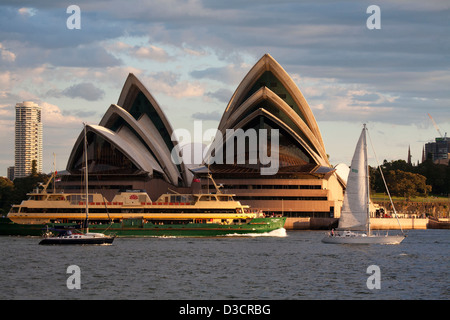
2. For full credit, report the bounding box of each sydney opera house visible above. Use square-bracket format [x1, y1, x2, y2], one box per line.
[61, 54, 345, 226]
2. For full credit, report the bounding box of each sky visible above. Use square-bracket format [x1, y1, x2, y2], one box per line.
[0, 0, 449, 175]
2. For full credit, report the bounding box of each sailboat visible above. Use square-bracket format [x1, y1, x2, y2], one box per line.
[39, 124, 115, 245]
[322, 124, 405, 244]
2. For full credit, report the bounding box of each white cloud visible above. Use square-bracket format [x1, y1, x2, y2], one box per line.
[18, 7, 37, 17]
[40, 102, 83, 128]
[156, 79, 205, 99]
[0, 71, 11, 89]
[190, 63, 249, 84]
[182, 47, 208, 56]
[0, 43, 16, 62]
[140, 72, 205, 99]
[0, 103, 13, 119]
[134, 45, 170, 62]
[109, 41, 171, 62]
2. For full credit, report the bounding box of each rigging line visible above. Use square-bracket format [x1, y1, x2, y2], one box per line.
[366, 128, 405, 235]
[101, 194, 114, 234]
[91, 162, 114, 234]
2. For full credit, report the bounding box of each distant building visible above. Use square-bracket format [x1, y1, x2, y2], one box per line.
[14, 101, 43, 178]
[7, 166, 14, 181]
[424, 137, 450, 165]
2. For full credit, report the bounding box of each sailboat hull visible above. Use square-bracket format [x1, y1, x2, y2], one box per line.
[39, 235, 115, 245]
[322, 232, 405, 244]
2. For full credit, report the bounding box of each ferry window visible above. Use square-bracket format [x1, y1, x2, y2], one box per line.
[200, 196, 217, 201]
[49, 195, 65, 201]
[171, 195, 183, 203]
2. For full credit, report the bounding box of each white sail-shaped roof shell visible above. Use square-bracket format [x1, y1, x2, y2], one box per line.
[99, 104, 181, 185]
[210, 54, 330, 168]
[67, 73, 191, 186]
[66, 124, 165, 179]
[220, 54, 325, 155]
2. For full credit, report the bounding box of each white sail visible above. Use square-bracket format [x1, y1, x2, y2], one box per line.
[322, 124, 405, 244]
[338, 126, 368, 231]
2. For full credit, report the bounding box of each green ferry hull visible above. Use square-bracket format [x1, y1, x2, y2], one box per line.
[0, 218, 47, 236]
[0, 217, 286, 237]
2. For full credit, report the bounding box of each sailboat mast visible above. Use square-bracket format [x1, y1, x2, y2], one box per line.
[53, 153, 56, 194]
[363, 124, 371, 236]
[84, 123, 89, 233]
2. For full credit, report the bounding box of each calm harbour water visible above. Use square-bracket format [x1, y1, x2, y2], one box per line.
[0, 229, 448, 300]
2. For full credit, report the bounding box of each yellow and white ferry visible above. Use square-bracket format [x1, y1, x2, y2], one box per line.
[2, 174, 286, 237]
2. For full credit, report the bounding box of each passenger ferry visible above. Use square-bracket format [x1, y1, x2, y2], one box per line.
[1, 176, 286, 237]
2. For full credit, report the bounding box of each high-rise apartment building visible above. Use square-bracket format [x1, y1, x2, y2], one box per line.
[14, 101, 43, 178]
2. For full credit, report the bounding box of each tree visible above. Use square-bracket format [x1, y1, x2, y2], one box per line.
[385, 170, 431, 200]
[0, 177, 14, 216]
[12, 173, 49, 206]
[371, 159, 449, 197]
[31, 159, 38, 176]
[416, 160, 449, 195]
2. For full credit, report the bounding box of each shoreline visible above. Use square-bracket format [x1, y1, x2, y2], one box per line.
[285, 217, 450, 230]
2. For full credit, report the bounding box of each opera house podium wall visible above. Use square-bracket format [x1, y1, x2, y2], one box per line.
[60, 54, 345, 228]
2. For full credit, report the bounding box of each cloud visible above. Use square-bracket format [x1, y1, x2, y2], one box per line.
[0, 103, 14, 120]
[352, 92, 381, 102]
[141, 72, 205, 99]
[40, 101, 83, 128]
[62, 83, 105, 101]
[18, 7, 37, 17]
[45, 82, 105, 101]
[0, 0, 449, 173]
[63, 110, 97, 118]
[192, 110, 222, 121]
[110, 41, 172, 62]
[182, 47, 208, 57]
[205, 88, 233, 103]
[0, 43, 16, 62]
[0, 5, 125, 50]
[0, 71, 12, 89]
[134, 45, 171, 62]
[190, 64, 248, 84]
[48, 45, 122, 68]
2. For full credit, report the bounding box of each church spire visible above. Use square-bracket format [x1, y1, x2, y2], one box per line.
[407, 145, 412, 165]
